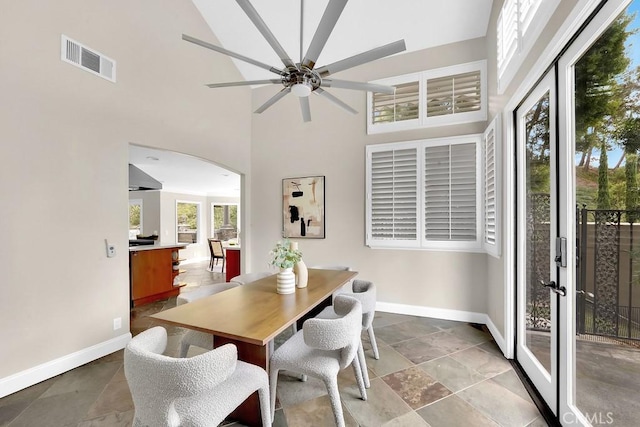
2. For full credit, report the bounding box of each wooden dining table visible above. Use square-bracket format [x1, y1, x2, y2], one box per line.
[150, 268, 357, 426]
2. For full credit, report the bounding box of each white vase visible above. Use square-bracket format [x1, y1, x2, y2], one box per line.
[276, 267, 295, 294]
[294, 258, 308, 288]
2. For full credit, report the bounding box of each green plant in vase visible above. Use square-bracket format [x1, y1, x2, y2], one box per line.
[269, 239, 302, 270]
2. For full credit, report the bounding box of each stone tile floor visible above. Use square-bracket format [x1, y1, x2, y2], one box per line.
[0, 261, 547, 426]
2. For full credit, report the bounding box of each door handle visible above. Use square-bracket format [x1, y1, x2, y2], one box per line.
[540, 280, 567, 297]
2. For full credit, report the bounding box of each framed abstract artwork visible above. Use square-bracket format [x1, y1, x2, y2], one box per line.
[282, 176, 325, 239]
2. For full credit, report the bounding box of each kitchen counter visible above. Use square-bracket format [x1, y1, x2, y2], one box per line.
[129, 243, 187, 252]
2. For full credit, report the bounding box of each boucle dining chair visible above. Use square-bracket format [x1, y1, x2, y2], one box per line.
[177, 282, 239, 357]
[229, 271, 272, 285]
[269, 295, 367, 427]
[124, 326, 270, 427]
[316, 279, 378, 389]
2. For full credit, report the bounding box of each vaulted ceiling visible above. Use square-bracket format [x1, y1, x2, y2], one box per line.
[191, 0, 493, 82]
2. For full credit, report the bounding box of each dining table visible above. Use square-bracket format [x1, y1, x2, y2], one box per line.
[150, 267, 357, 426]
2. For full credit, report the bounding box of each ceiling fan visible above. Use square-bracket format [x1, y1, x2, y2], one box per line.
[183, 0, 406, 122]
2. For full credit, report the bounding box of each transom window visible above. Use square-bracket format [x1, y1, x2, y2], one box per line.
[497, 0, 560, 93]
[367, 61, 487, 134]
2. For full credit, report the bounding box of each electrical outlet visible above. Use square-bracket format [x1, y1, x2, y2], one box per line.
[105, 239, 116, 258]
[113, 317, 122, 330]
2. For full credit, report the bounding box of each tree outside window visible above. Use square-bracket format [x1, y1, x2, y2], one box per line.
[129, 200, 142, 239]
[212, 204, 238, 241]
[177, 202, 199, 243]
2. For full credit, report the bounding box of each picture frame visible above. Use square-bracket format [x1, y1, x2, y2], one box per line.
[282, 176, 325, 239]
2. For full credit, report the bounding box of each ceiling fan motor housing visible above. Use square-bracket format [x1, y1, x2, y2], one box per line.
[283, 66, 321, 96]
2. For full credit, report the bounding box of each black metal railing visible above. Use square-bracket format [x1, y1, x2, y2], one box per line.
[576, 207, 640, 342]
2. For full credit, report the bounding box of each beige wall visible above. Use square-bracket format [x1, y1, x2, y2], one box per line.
[0, 0, 251, 383]
[249, 38, 490, 314]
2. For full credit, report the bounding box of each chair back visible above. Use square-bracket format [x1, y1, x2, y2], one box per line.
[124, 327, 236, 426]
[303, 295, 362, 369]
[229, 271, 272, 285]
[210, 239, 224, 257]
[351, 280, 377, 329]
[207, 238, 216, 258]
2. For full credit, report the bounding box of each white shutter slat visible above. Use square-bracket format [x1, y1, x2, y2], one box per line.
[484, 123, 497, 246]
[372, 81, 419, 124]
[424, 142, 477, 241]
[426, 71, 482, 117]
[370, 147, 418, 241]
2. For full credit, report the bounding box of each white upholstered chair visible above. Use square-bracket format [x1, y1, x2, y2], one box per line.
[229, 271, 272, 285]
[124, 326, 270, 427]
[269, 295, 367, 427]
[177, 282, 239, 357]
[316, 279, 378, 389]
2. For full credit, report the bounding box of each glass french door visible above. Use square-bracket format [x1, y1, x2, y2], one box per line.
[514, 1, 640, 424]
[516, 71, 560, 413]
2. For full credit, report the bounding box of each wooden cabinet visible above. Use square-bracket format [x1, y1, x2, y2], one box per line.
[130, 246, 185, 307]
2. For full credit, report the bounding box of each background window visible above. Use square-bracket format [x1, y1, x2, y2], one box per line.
[129, 199, 142, 239]
[176, 201, 199, 244]
[212, 203, 239, 241]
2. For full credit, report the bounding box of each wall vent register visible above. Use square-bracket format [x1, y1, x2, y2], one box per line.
[61, 35, 116, 82]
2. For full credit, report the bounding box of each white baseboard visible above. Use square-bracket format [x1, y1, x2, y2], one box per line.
[483, 314, 508, 357]
[0, 333, 131, 398]
[376, 302, 509, 358]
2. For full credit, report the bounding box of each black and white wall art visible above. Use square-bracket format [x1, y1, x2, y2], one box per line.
[282, 176, 325, 239]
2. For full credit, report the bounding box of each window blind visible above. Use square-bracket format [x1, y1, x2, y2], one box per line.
[484, 127, 497, 245]
[497, 0, 518, 73]
[370, 148, 418, 241]
[426, 71, 482, 117]
[424, 143, 477, 241]
[519, 0, 542, 36]
[372, 81, 419, 124]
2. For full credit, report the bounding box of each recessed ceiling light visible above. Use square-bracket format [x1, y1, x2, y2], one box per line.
[146, 156, 159, 161]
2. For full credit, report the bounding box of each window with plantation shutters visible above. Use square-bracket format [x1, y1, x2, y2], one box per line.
[424, 143, 477, 242]
[371, 81, 419, 125]
[426, 71, 482, 118]
[368, 145, 419, 246]
[367, 136, 482, 251]
[367, 61, 486, 134]
[497, 0, 559, 93]
[484, 116, 501, 257]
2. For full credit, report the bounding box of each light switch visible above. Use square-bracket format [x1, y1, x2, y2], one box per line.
[105, 239, 116, 258]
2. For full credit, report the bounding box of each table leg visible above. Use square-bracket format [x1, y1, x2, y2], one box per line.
[214, 335, 269, 427]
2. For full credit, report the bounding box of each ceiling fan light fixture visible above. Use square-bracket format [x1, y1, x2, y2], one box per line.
[291, 82, 312, 97]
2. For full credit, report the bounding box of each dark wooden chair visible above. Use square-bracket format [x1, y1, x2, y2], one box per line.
[208, 238, 225, 272]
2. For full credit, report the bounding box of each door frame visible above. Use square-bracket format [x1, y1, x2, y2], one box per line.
[556, 0, 632, 423]
[504, 2, 606, 366]
[514, 70, 559, 413]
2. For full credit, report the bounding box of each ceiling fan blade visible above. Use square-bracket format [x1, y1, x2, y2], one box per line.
[301, 0, 348, 69]
[314, 88, 357, 114]
[255, 87, 291, 114]
[315, 39, 406, 77]
[206, 79, 281, 88]
[299, 97, 311, 122]
[236, 0, 296, 69]
[182, 34, 283, 76]
[322, 79, 395, 94]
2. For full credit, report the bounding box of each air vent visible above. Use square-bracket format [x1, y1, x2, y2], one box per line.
[61, 35, 116, 82]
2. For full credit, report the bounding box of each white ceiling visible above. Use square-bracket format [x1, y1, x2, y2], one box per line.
[191, 0, 493, 82]
[129, 145, 241, 197]
[131, 1, 493, 195]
